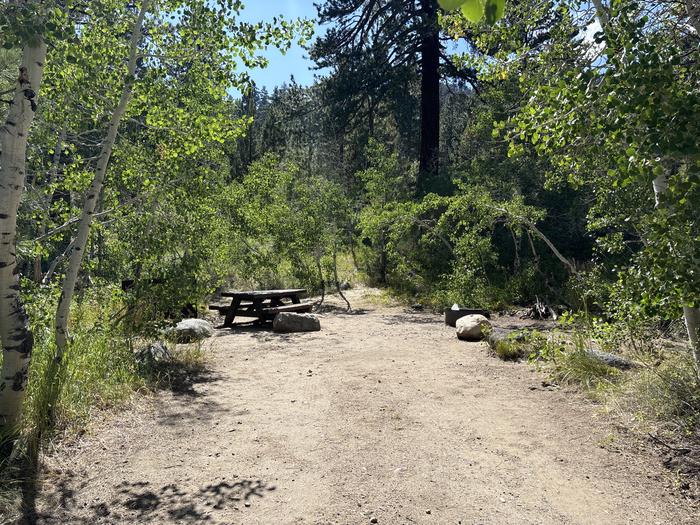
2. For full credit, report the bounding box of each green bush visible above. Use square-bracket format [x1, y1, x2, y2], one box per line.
[527, 329, 620, 390]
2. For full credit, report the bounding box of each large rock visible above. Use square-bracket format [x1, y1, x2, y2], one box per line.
[585, 348, 636, 370]
[135, 341, 173, 368]
[456, 314, 491, 341]
[273, 312, 321, 333]
[168, 318, 214, 343]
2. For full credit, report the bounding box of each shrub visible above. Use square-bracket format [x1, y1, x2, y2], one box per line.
[527, 329, 620, 390]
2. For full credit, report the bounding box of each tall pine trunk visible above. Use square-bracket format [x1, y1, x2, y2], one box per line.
[54, 1, 148, 360]
[417, 0, 440, 197]
[0, 40, 47, 430]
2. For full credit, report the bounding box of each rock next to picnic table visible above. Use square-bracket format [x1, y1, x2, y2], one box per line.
[273, 312, 321, 333]
[168, 318, 214, 343]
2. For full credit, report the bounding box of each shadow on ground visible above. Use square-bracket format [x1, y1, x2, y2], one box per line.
[26, 476, 276, 524]
[314, 304, 370, 316]
[10, 358, 230, 525]
[148, 363, 224, 399]
[379, 312, 441, 326]
[150, 365, 231, 427]
[216, 322, 332, 345]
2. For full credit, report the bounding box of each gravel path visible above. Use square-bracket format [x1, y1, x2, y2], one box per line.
[33, 289, 696, 524]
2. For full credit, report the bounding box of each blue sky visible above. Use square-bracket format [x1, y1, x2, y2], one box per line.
[239, 1, 325, 90]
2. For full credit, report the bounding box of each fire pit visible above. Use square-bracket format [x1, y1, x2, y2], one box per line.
[444, 308, 490, 327]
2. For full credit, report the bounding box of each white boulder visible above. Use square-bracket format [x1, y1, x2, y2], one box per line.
[456, 314, 491, 341]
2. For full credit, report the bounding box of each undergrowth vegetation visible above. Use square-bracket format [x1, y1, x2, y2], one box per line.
[0, 282, 213, 521]
[0, 283, 211, 461]
[517, 317, 700, 445]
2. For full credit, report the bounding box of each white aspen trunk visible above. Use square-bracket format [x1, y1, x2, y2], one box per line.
[0, 40, 47, 428]
[54, 1, 148, 359]
[652, 172, 668, 208]
[684, 307, 700, 372]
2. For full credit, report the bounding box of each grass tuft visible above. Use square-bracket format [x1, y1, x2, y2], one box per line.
[551, 349, 621, 390]
[494, 339, 526, 361]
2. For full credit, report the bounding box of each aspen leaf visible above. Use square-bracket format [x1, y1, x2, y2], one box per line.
[460, 0, 485, 23]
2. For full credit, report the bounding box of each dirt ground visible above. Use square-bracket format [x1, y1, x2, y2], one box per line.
[31, 288, 697, 524]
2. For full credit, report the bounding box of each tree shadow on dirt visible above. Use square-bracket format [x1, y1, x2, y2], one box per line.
[155, 395, 231, 428]
[220, 323, 330, 345]
[27, 476, 276, 524]
[137, 355, 231, 427]
[13, 359, 227, 525]
[148, 362, 224, 399]
[221, 323, 296, 344]
[314, 304, 370, 316]
[152, 366, 230, 428]
[379, 313, 440, 326]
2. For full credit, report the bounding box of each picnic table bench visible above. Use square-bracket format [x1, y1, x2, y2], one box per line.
[210, 288, 312, 327]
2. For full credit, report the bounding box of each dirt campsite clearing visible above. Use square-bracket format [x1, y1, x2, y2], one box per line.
[32, 289, 696, 525]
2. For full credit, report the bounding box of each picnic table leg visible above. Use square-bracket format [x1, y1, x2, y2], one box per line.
[223, 297, 241, 327]
[290, 294, 301, 304]
[253, 298, 266, 324]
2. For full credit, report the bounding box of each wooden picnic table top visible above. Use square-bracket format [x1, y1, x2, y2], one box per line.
[220, 288, 306, 299]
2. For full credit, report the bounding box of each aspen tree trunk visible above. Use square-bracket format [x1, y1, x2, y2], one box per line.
[0, 40, 47, 429]
[54, 1, 148, 360]
[684, 307, 700, 375]
[332, 249, 351, 311]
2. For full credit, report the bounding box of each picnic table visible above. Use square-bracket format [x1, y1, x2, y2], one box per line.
[210, 289, 313, 327]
